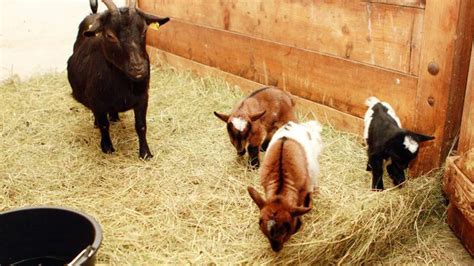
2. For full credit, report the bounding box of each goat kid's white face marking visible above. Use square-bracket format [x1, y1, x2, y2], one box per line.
[403, 136, 419, 153]
[231, 117, 248, 132]
[267, 219, 276, 232]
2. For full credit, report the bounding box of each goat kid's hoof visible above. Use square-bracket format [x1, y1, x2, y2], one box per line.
[371, 188, 384, 192]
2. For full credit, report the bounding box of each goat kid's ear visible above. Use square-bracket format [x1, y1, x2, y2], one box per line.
[250, 110, 266, 122]
[290, 206, 311, 217]
[213, 111, 230, 123]
[408, 131, 435, 143]
[137, 9, 170, 26]
[247, 186, 265, 209]
[83, 16, 104, 37]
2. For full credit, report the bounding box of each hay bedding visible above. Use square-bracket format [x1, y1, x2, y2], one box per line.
[0, 66, 471, 264]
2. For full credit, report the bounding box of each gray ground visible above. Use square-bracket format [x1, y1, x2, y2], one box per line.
[0, 0, 125, 81]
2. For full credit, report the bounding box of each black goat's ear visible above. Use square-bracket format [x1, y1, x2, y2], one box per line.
[137, 9, 170, 26]
[407, 131, 435, 143]
[83, 16, 104, 37]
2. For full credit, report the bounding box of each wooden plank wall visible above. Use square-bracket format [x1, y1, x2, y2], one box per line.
[144, 1, 423, 127]
[141, 0, 473, 174]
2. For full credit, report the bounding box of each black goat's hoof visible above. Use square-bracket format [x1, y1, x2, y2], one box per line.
[101, 143, 115, 154]
[140, 151, 153, 160]
[371, 188, 384, 192]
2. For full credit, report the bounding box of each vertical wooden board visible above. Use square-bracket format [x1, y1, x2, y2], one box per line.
[140, 0, 423, 74]
[412, 0, 473, 174]
[147, 47, 365, 135]
[459, 43, 474, 153]
[147, 20, 418, 125]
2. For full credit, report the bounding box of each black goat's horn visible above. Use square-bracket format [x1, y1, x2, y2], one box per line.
[90, 0, 98, 13]
[102, 0, 118, 15]
[129, 0, 137, 14]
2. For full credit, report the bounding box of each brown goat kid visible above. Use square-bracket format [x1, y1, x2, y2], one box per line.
[214, 87, 296, 168]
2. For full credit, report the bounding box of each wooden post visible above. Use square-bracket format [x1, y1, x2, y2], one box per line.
[412, 0, 473, 175]
[459, 42, 474, 153]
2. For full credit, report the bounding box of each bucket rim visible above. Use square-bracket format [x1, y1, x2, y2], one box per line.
[0, 205, 103, 252]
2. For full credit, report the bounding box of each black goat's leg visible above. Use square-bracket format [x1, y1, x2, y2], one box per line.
[134, 102, 152, 160]
[369, 156, 384, 191]
[109, 112, 120, 122]
[94, 112, 114, 153]
[248, 145, 260, 169]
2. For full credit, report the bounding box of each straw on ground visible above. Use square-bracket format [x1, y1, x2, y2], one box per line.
[0, 66, 470, 264]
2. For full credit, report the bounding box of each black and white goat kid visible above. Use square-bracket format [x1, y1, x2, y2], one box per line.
[364, 97, 434, 190]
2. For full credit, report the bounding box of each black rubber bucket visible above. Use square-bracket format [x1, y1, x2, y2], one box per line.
[0, 206, 102, 265]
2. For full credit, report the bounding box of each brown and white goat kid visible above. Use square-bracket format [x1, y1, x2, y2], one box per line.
[248, 120, 323, 252]
[214, 87, 296, 168]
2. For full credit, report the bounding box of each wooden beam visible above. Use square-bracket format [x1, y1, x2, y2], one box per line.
[147, 47, 364, 135]
[412, 0, 474, 174]
[147, 19, 418, 127]
[363, 0, 425, 8]
[141, 0, 423, 74]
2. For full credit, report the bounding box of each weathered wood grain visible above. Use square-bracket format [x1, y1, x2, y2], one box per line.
[147, 47, 364, 135]
[148, 20, 418, 126]
[141, 0, 423, 74]
[363, 0, 425, 8]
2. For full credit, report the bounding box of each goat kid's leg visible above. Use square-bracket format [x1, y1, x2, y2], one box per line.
[109, 112, 120, 122]
[248, 145, 260, 169]
[260, 139, 270, 152]
[387, 163, 406, 187]
[94, 112, 115, 153]
[369, 157, 384, 191]
[134, 103, 153, 160]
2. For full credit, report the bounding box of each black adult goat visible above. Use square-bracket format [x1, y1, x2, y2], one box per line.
[67, 0, 169, 159]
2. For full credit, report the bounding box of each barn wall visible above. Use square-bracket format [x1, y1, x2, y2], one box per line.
[141, 0, 473, 175]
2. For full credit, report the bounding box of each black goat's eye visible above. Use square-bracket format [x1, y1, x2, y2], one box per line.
[105, 32, 116, 41]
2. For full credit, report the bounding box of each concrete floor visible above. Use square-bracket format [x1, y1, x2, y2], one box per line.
[0, 0, 125, 81]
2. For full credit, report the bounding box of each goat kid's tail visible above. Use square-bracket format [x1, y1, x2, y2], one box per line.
[365, 96, 380, 107]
